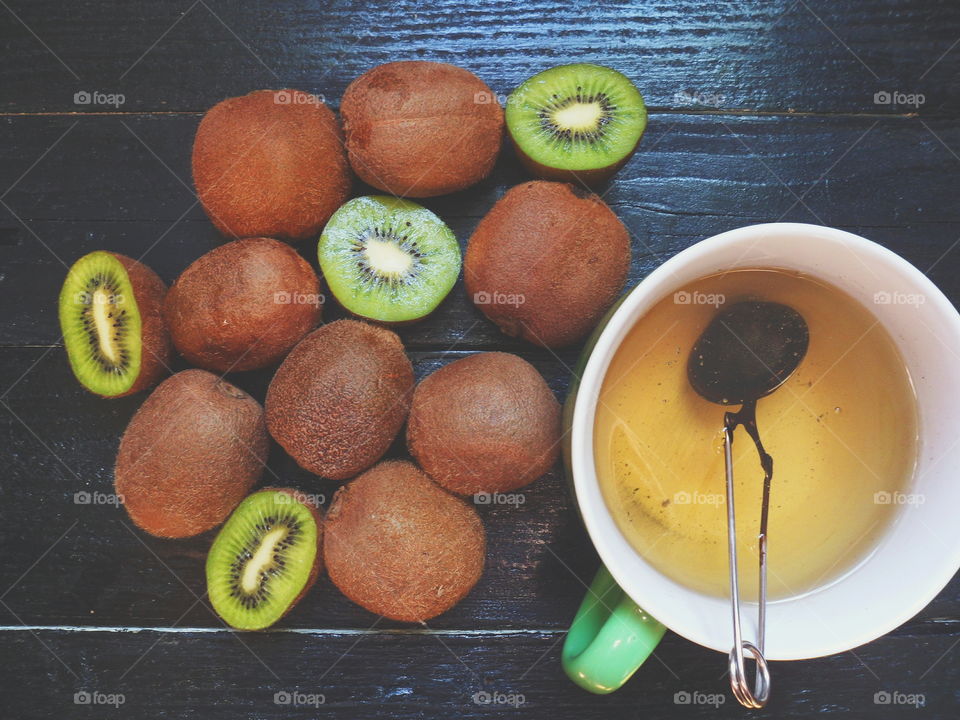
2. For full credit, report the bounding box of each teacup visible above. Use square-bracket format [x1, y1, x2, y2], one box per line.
[562, 222, 960, 693]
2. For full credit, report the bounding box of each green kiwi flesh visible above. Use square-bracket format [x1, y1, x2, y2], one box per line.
[506, 64, 646, 183]
[207, 489, 323, 630]
[317, 196, 461, 323]
[59, 250, 167, 397]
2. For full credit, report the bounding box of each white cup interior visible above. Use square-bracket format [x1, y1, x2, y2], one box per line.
[571, 222, 960, 659]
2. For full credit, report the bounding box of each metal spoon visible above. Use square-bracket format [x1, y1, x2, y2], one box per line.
[687, 300, 809, 709]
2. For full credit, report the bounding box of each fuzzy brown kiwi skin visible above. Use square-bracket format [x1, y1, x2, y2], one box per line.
[115, 369, 268, 538]
[407, 352, 561, 495]
[192, 89, 351, 241]
[265, 320, 414, 480]
[164, 238, 322, 373]
[341, 61, 504, 198]
[464, 181, 630, 348]
[323, 460, 485, 622]
[510, 135, 640, 188]
[109, 253, 171, 397]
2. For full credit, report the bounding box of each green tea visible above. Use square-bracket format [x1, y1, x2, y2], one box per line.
[594, 268, 918, 599]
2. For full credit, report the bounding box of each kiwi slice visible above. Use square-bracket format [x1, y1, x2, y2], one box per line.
[505, 63, 647, 184]
[317, 195, 461, 323]
[207, 489, 323, 630]
[58, 250, 169, 397]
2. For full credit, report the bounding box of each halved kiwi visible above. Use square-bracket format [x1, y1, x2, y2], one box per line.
[59, 250, 170, 397]
[317, 196, 461, 323]
[207, 488, 323, 631]
[505, 63, 647, 185]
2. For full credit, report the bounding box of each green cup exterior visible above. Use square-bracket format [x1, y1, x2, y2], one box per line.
[562, 566, 666, 694]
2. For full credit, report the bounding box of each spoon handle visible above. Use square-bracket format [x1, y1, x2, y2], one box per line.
[723, 416, 771, 709]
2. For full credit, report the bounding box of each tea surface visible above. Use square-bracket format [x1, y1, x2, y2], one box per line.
[594, 268, 918, 599]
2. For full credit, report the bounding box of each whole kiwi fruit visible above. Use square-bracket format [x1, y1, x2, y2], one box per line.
[59, 250, 171, 397]
[464, 181, 630, 348]
[340, 61, 504, 197]
[192, 89, 351, 241]
[115, 369, 268, 538]
[324, 460, 485, 622]
[265, 320, 414, 480]
[408, 352, 561, 495]
[164, 237, 322, 372]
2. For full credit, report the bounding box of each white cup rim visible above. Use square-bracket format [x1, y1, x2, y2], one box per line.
[570, 222, 960, 659]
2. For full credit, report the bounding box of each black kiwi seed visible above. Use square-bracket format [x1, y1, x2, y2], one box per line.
[537, 92, 615, 144]
[350, 226, 426, 288]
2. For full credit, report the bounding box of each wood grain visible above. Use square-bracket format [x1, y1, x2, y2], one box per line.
[2, 346, 959, 634]
[1, 627, 957, 718]
[1, 0, 959, 717]
[2, 114, 959, 347]
[0, 1, 957, 115]
[0, 347, 594, 630]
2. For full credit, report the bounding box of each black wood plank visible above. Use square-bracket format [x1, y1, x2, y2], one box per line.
[0, 0, 958, 115]
[2, 3, 960, 715]
[0, 346, 598, 630]
[2, 344, 959, 635]
[2, 113, 960, 348]
[0, 627, 957, 718]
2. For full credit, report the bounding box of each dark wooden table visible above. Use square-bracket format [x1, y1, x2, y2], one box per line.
[1, 1, 959, 717]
